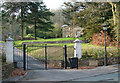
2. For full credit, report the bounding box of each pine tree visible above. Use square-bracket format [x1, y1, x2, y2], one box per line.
[2, 2, 30, 40]
[27, 2, 55, 40]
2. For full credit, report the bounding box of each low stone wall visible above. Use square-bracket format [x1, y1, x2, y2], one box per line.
[2, 62, 17, 79]
[39, 59, 64, 68]
[47, 60, 64, 68]
[78, 57, 120, 67]
[38, 57, 120, 68]
[78, 59, 89, 66]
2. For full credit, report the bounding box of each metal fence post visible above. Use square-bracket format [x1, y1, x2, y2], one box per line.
[104, 30, 107, 66]
[13, 46, 15, 63]
[65, 45, 67, 69]
[45, 44, 47, 70]
[23, 44, 26, 70]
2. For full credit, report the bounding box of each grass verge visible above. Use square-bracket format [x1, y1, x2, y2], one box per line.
[14, 38, 118, 60]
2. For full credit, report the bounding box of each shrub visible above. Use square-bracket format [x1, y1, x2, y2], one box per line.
[84, 51, 88, 56]
[91, 31, 111, 46]
[25, 34, 34, 38]
[2, 52, 6, 62]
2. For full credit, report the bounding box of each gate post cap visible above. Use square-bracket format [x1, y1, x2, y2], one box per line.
[73, 38, 82, 43]
[73, 35, 82, 43]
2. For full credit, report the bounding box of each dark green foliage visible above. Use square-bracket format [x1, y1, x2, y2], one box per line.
[46, 28, 62, 39]
[62, 2, 113, 41]
[76, 2, 112, 41]
[1, 10, 9, 29]
[104, 19, 116, 40]
[37, 32, 45, 38]
[2, 2, 55, 40]
[83, 24, 103, 41]
[26, 2, 55, 40]
[26, 26, 33, 35]
[2, 2, 30, 40]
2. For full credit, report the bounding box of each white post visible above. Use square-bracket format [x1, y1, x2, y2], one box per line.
[74, 37, 82, 58]
[6, 35, 14, 63]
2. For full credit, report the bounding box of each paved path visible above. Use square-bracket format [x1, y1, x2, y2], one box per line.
[0, 43, 45, 70]
[18, 65, 119, 82]
[72, 72, 118, 81]
[1, 43, 120, 82]
[3, 65, 119, 82]
[14, 47, 45, 70]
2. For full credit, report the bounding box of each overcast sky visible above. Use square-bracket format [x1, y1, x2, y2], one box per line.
[43, 0, 119, 10]
[43, 0, 67, 10]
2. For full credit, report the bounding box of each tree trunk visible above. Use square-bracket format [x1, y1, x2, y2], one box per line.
[34, 20, 37, 40]
[118, 12, 120, 56]
[113, 3, 120, 51]
[117, 4, 120, 56]
[109, 2, 120, 51]
[21, 5, 24, 41]
[109, 2, 118, 25]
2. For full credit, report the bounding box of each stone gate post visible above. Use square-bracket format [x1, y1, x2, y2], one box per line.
[74, 36, 82, 58]
[6, 34, 14, 63]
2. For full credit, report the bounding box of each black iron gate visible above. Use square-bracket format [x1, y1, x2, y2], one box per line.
[13, 45, 24, 69]
[14, 44, 70, 70]
[24, 44, 46, 70]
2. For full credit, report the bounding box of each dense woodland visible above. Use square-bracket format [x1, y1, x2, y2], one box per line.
[62, 1, 120, 41]
[1, 2, 55, 40]
[1, 1, 120, 48]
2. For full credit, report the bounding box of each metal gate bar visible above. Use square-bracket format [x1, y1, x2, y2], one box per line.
[22, 44, 69, 70]
[23, 44, 26, 70]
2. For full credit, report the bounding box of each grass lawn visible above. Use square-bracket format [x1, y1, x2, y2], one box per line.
[14, 38, 76, 45]
[14, 37, 118, 60]
[0, 41, 5, 43]
[14, 37, 84, 46]
[27, 43, 118, 60]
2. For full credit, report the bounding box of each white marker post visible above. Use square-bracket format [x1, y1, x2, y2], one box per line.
[74, 36, 82, 58]
[6, 34, 14, 63]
